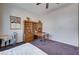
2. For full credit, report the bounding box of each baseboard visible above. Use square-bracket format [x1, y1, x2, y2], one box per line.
[49, 39, 79, 47]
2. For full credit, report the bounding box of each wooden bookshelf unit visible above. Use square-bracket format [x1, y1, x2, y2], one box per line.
[24, 20, 42, 42]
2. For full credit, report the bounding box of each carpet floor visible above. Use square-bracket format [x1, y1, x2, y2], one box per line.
[31, 39, 79, 55]
[0, 39, 79, 55]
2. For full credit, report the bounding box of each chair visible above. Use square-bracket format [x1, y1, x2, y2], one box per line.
[11, 32, 17, 45]
[44, 33, 50, 40]
[40, 32, 46, 42]
[41, 32, 50, 42]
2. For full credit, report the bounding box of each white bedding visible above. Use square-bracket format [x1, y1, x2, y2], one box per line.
[0, 43, 47, 55]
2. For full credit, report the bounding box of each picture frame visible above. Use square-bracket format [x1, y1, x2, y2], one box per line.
[10, 16, 21, 30]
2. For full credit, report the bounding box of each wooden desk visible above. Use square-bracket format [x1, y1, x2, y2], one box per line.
[34, 32, 45, 39]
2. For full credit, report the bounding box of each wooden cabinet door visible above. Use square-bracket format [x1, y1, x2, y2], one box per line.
[25, 33, 33, 42]
[24, 21, 33, 42]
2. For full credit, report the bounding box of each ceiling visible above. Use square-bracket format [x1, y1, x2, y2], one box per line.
[11, 3, 71, 16]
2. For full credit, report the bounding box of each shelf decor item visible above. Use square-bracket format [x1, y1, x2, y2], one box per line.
[10, 16, 21, 30]
[26, 17, 30, 21]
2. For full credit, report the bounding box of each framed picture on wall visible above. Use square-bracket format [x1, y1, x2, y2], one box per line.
[10, 16, 21, 30]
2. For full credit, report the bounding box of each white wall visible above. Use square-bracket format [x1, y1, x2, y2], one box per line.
[0, 4, 3, 34]
[41, 4, 78, 47]
[0, 4, 41, 43]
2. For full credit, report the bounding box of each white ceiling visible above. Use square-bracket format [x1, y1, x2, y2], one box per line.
[11, 3, 71, 15]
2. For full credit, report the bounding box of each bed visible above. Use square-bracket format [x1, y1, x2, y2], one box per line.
[0, 43, 47, 55]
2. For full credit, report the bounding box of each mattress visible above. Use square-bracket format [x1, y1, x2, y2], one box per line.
[0, 43, 47, 55]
